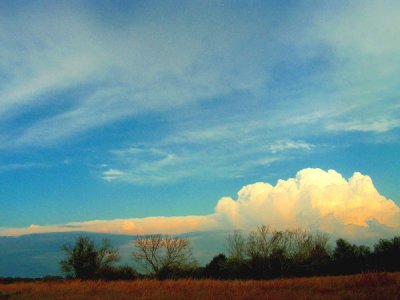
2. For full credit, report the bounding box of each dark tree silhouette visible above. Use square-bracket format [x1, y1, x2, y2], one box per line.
[96, 265, 137, 280]
[374, 236, 400, 271]
[60, 236, 120, 279]
[332, 238, 371, 274]
[203, 253, 228, 279]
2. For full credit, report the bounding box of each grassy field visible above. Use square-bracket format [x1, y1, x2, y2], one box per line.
[0, 272, 399, 300]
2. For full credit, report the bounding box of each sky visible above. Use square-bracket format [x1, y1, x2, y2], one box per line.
[1, 0, 400, 241]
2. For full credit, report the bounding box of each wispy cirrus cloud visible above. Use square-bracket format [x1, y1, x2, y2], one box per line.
[100, 119, 316, 184]
[311, 1, 400, 135]
[326, 118, 400, 133]
[0, 162, 47, 173]
[269, 140, 314, 153]
[0, 1, 279, 148]
[2, 1, 399, 151]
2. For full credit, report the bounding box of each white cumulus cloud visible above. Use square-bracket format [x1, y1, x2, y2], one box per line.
[215, 168, 400, 239]
[1, 169, 399, 241]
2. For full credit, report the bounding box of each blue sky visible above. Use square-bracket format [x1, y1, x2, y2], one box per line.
[0, 0, 399, 238]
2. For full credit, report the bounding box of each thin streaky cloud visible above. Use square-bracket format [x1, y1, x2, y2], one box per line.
[2, 1, 399, 149]
[0, 162, 47, 173]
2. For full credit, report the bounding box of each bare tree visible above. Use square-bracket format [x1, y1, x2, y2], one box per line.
[163, 236, 192, 268]
[133, 235, 194, 275]
[226, 230, 246, 261]
[246, 225, 272, 259]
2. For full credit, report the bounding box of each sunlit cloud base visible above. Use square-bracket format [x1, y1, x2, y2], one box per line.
[2, 168, 399, 240]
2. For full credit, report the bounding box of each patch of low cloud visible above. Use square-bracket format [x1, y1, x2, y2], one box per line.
[269, 140, 314, 153]
[102, 169, 126, 182]
[0, 216, 217, 237]
[2, 168, 399, 242]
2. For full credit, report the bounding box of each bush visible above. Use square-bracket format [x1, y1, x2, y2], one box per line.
[96, 265, 137, 281]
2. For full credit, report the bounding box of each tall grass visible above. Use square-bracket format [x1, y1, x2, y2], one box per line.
[0, 272, 399, 300]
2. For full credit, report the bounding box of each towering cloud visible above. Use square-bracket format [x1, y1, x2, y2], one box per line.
[1, 169, 399, 240]
[215, 168, 400, 239]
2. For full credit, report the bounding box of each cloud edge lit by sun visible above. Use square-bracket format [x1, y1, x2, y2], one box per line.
[1, 168, 399, 241]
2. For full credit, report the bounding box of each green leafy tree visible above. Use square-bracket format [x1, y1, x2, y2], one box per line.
[60, 236, 120, 279]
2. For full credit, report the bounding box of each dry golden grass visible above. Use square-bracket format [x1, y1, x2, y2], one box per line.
[1, 272, 399, 300]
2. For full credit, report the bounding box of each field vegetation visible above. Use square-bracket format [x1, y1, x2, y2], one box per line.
[0, 272, 399, 300]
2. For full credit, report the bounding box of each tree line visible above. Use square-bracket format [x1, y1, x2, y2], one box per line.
[59, 225, 400, 280]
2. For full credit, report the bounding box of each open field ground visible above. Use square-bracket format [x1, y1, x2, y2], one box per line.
[1, 272, 399, 300]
